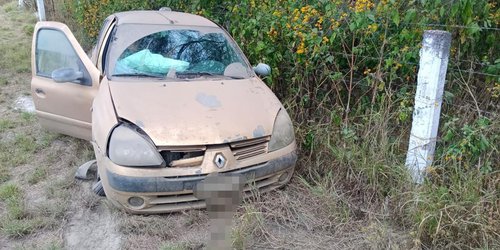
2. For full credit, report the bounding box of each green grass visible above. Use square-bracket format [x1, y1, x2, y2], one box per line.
[20, 112, 36, 123]
[0, 167, 9, 184]
[1, 218, 44, 237]
[0, 76, 7, 85]
[0, 183, 25, 220]
[0, 183, 21, 200]
[22, 24, 34, 36]
[2, 1, 15, 12]
[0, 119, 15, 132]
[0, 2, 34, 74]
[0, 182, 61, 238]
[38, 132, 61, 149]
[15, 134, 37, 154]
[28, 167, 48, 184]
[0, 134, 38, 166]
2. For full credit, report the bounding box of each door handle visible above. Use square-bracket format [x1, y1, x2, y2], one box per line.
[35, 88, 45, 95]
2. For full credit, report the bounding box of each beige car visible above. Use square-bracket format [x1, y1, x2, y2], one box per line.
[31, 10, 297, 213]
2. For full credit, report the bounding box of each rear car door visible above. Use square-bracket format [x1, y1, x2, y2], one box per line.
[31, 22, 100, 141]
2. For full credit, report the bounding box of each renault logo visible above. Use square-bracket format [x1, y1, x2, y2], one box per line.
[214, 153, 226, 169]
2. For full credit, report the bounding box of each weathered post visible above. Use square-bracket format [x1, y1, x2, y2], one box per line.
[36, 0, 46, 21]
[405, 30, 451, 183]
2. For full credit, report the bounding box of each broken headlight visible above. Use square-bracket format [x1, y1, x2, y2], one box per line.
[107, 123, 164, 167]
[268, 109, 295, 152]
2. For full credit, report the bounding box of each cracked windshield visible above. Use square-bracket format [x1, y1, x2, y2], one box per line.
[111, 26, 252, 79]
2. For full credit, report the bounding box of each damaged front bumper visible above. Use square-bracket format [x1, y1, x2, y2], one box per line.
[96, 143, 297, 214]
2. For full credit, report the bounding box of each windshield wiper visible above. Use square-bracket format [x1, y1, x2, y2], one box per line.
[112, 73, 163, 78]
[225, 75, 245, 79]
[176, 71, 216, 77]
[176, 72, 245, 80]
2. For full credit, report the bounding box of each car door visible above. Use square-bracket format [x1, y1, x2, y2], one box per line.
[31, 22, 100, 141]
[90, 15, 116, 70]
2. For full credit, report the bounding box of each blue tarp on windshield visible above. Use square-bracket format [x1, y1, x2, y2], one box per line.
[114, 49, 190, 75]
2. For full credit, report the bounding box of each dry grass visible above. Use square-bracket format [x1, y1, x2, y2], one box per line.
[230, 180, 414, 249]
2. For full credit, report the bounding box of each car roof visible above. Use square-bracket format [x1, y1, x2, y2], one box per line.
[113, 10, 219, 27]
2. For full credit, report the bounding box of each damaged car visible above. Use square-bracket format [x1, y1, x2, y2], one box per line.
[31, 9, 297, 213]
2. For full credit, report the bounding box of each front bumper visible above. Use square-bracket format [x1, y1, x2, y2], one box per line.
[96, 143, 297, 214]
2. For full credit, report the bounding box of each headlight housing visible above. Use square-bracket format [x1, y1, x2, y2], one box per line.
[107, 123, 164, 167]
[268, 109, 295, 152]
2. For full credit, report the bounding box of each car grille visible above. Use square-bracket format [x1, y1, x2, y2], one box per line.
[230, 136, 270, 160]
[156, 136, 269, 168]
[143, 171, 281, 212]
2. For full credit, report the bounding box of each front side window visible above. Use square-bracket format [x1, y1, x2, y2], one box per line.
[108, 25, 253, 80]
[36, 29, 90, 85]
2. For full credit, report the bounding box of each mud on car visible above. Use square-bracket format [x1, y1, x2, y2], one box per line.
[31, 9, 297, 213]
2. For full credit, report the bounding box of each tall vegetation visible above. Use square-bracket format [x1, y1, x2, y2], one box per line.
[51, 0, 498, 248]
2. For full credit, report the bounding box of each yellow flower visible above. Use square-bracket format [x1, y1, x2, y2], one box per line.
[367, 23, 378, 33]
[303, 15, 310, 24]
[330, 19, 341, 29]
[354, 0, 374, 13]
[322, 36, 329, 44]
[296, 41, 305, 54]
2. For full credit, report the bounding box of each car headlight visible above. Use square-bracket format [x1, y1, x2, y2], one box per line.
[268, 109, 295, 152]
[107, 123, 164, 167]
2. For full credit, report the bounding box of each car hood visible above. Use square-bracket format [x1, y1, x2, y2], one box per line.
[108, 78, 282, 146]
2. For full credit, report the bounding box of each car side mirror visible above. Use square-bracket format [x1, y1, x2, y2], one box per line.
[253, 63, 271, 77]
[51, 67, 84, 83]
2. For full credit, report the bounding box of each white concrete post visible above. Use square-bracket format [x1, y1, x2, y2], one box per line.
[405, 30, 451, 183]
[36, 0, 46, 21]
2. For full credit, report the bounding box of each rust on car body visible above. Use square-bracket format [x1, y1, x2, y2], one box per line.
[31, 10, 297, 213]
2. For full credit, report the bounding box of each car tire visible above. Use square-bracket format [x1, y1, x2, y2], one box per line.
[92, 180, 106, 197]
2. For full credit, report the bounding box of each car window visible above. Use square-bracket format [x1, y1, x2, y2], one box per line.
[108, 25, 252, 80]
[36, 29, 91, 85]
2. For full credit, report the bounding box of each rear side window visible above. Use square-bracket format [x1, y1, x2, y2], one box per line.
[36, 29, 90, 85]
